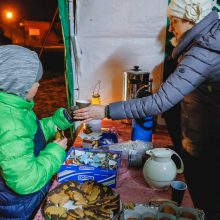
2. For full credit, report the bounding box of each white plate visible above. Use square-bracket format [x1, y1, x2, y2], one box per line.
[122, 204, 157, 220]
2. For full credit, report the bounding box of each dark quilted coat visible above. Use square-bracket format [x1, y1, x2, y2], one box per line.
[109, 11, 220, 158]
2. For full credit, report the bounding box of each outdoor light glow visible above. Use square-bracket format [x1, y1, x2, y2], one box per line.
[6, 11, 13, 19]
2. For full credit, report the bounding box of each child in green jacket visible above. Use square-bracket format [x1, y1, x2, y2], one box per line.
[0, 45, 72, 219]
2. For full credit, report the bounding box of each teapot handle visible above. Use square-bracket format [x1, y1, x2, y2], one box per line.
[172, 151, 184, 173]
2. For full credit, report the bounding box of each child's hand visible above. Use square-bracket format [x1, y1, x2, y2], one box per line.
[55, 129, 65, 140]
[53, 137, 68, 150]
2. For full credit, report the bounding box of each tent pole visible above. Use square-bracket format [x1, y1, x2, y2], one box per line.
[39, 7, 59, 58]
[69, 0, 77, 103]
[69, 0, 80, 133]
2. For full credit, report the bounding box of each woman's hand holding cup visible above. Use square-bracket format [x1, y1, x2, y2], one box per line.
[73, 105, 106, 123]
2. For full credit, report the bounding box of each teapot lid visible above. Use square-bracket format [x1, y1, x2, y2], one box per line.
[126, 65, 150, 75]
[150, 148, 173, 158]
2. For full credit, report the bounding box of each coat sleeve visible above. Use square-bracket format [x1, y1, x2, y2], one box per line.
[109, 46, 216, 120]
[0, 128, 66, 194]
[40, 108, 72, 141]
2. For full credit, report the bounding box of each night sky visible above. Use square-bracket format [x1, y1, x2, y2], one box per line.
[0, 0, 59, 23]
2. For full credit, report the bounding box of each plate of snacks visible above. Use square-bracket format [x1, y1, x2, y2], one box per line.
[121, 201, 205, 220]
[122, 203, 157, 220]
[43, 180, 121, 220]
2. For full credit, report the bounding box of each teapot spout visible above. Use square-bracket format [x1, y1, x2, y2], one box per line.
[146, 149, 153, 156]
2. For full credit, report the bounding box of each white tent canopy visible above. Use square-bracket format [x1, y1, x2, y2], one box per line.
[70, 0, 168, 104]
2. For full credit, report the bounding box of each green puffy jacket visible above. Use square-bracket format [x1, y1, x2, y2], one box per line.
[0, 92, 72, 195]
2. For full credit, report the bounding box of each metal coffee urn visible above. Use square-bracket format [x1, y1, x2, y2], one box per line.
[122, 65, 154, 142]
[123, 65, 152, 101]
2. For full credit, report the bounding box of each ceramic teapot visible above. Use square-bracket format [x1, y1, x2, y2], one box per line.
[143, 148, 184, 190]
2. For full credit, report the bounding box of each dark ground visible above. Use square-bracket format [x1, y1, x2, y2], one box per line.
[33, 48, 67, 118]
[33, 49, 73, 143]
[33, 73, 68, 118]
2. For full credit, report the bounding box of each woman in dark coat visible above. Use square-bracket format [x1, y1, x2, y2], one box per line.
[74, 0, 220, 219]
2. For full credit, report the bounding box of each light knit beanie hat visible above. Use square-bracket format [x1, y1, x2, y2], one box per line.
[0, 45, 43, 99]
[167, 0, 214, 23]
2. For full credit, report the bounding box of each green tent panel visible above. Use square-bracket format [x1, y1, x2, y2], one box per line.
[58, 0, 74, 107]
[58, 0, 76, 135]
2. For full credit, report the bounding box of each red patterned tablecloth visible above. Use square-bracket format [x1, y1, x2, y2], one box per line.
[33, 119, 193, 219]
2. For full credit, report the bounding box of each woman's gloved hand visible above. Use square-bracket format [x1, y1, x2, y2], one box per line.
[73, 105, 106, 123]
[53, 137, 68, 150]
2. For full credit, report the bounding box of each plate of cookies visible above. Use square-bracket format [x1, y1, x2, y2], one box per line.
[43, 180, 121, 220]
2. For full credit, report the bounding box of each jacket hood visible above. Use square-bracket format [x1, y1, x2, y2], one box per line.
[0, 45, 43, 99]
[172, 11, 220, 60]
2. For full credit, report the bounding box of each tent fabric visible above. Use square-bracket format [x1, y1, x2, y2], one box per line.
[58, 0, 169, 103]
[73, 0, 168, 103]
[58, 0, 74, 107]
[58, 0, 76, 134]
[58, 0, 220, 105]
